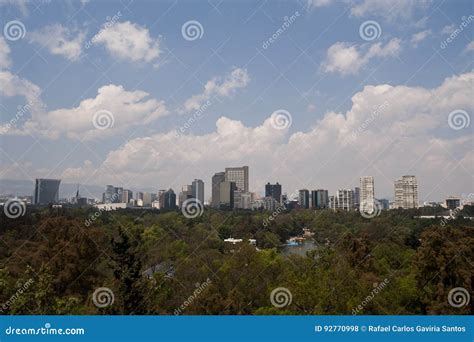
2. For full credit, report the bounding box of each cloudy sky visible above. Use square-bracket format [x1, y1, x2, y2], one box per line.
[0, 0, 473, 202]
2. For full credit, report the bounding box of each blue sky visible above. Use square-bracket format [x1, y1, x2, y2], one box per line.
[0, 0, 473, 201]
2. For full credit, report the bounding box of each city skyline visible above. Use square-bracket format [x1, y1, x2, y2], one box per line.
[0, 1, 472, 203]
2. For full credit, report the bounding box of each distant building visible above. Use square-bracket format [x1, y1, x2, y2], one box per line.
[225, 166, 249, 192]
[353, 186, 360, 210]
[336, 189, 354, 211]
[163, 189, 177, 210]
[211, 172, 226, 208]
[143, 192, 153, 207]
[34, 178, 61, 205]
[359, 176, 374, 212]
[311, 189, 329, 209]
[378, 199, 390, 210]
[298, 189, 310, 209]
[446, 197, 461, 210]
[157, 190, 166, 209]
[178, 185, 192, 208]
[94, 203, 130, 211]
[192, 179, 204, 204]
[219, 181, 236, 209]
[263, 196, 279, 211]
[122, 189, 133, 204]
[394, 176, 418, 209]
[265, 182, 282, 203]
[136, 191, 144, 201]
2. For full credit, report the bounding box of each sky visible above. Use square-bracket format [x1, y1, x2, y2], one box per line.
[0, 0, 473, 202]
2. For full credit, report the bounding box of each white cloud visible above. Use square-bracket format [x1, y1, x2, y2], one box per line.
[182, 68, 250, 112]
[92, 21, 161, 64]
[66, 72, 473, 201]
[410, 30, 431, 47]
[0, 0, 29, 16]
[464, 41, 474, 53]
[441, 24, 455, 35]
[29, 24, 85, 61]
[351, 0, 432, 21]
[307, 0, 334, 8]
[0, 70, 42, 104]
[322, 38, 401, 75]
[0, 37, 12, 69]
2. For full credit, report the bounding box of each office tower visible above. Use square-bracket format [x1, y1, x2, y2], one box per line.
[219, 181, 236, 209]
[353, 187, 360, 210]
[103, 185, 115, 203]
[225, 166, 249, 192]
[359, 176, 374, 212]
[445, 197, 460, 210]
[143, 192, 153, 207]
[298, 189, 310, 209]
[240, 192, 254, 209]
[192, 179, 204, 204]
[135, 191, 144, 200]
[122, 189, 133, 204]
[265, 182, 282, 203]
[311, 189, 329, 208]
[378, 199, 389, 210]
[394, 176, 418, 209]
[211, 172, 226, 208]
[179, 185, 192, 208]
[329, 195, 336, 210]
[263, 196, 279, 211]
[336, 189, 354, 211]
[157, 190, 166, 209]
[34, 178, 61, 205]
[163, 189, 177, 209]
[113, 187, 123, 203]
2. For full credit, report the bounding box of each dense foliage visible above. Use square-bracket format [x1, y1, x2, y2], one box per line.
[1, 206, 473, 315]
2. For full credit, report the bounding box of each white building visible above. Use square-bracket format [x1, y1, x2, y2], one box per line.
[394, 175, 418, 209]
[360, 176, 375, 212]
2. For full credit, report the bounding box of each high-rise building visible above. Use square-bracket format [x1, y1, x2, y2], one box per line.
[192, 179, 204, 204]
[135, 191, 144, 200]
[336, 189, 354, 211]
[219, 181, 236, 209]
[163, 189, 177, 209]
[353, 187, 360, 210]
[225, 166, 249, 192]
[157, 190, 166, 209]
[122, 189, 133, 204]
[445, 197, 460, 210]
[394, 176, 418, 209]
[311, 189, 329, 208]
[298, 189, 310, 209]
[114, 187, 123, 203]
[211, 172, 226, 208]
[179, 185, 192, 208]
[265, 182, 282, 203]
[34, 178, 61, 205]
[143, 192, 153, 207]
[359, 176, 374, 212]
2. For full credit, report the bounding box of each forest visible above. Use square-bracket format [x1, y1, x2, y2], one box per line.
[1, 205, 473, 315]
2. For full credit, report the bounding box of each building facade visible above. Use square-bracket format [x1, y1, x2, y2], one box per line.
[265, 182, 282, 203]
[219, 181, 236, 209]
[192, 179, 205, 204]
[336, 189, 354, 211]
[34, 178, 61, 205]
[359, 176, 374, 212]
[394, 175, 418, 209]
[211, 172, 226, 208]
[298, 189, 310, 209]
[225, 166, 249, 192]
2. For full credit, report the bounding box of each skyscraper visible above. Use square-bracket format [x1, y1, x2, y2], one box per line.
[122, 189, 133, 204]
[225, 166, 249, 192]
[192, 179, 205, 204]
[336, 189, 354, 211]
[34, 178, 61, 205]
[179, 185, 192, 208]
[211, 172, 226, 208]
[394, 176, 418, 209]
[298, 189, 310, 209]
[219, 181, 236, 209]
[359, 176, 374, 212]
[311, 189, 329, 208]
[163, 189, 177, 209]
[265, 182, 282, 203]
